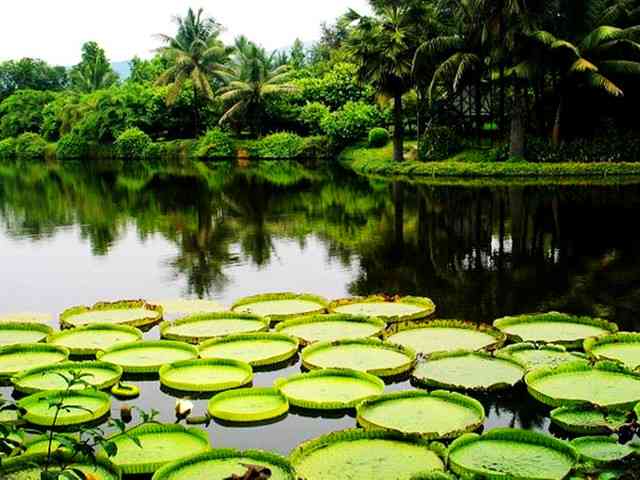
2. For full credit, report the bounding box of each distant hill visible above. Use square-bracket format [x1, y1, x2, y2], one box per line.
[111, 61, 131, 80]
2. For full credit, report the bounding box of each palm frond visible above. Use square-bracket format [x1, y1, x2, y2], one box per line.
[584, 71, 624, 96]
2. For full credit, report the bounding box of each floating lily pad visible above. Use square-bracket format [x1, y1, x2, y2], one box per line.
[199, 333, 298, 367]
[160, 313, 268, 344]
[23, 434, 74, 455]
[570, 436, 635, 465]
[525, 360, 640, 409]
[60, 300, 163, 329]
[290, 429, 445, 480]
[412, 351, 525, 391]
[385, 320, 505, 355]
[274, 314, 386, 345]
[47, 324, 143, 356]
[493, 312, 617, 347]
[149, 298, 225, 318]
[329, 295, 435, 323]
[100, 424, 210, 475]
[231, 292, 328, 322]
[159, 358, 253, 392]
[207, 387, 289, 422]
[301, 338, 416, 377]
[12, 360, 123, 394]
[274, 368, 384, 410]
[0, 322, 53, 346]
[152, 449, 296, 480]
[550, 406, 632, 435]
[17, 390, 111, 426]
[0, 343, 69, 378]
[357, 390, 485, 439]
[448, 428, 578, 480]
[498, 343, 584, 370]
[0, 454, 121, 480]
[584, 333, 640, 370]
[0, 313, 52, 324]
[97, 340, 198, 374]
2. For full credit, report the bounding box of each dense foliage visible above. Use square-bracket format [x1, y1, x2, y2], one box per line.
[321, 101, 383, 148]
[368, 127, 390, 147]
[419, 126, 463, 161]
[56, 133, 89, 159]
[196, 128, 236, 158]
[0, 90, 55, 139]
[15, 132, 48, 159]
[114, 127, 152, 158]
[256, 132, 305, 158]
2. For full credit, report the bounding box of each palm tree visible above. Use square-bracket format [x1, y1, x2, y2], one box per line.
[70, 42, 119, 93]
[217, 38, 296, 137]
[156, 8, 232, 135]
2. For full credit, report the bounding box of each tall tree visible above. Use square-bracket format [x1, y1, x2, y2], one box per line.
[70, 41, 119, 93]
[289, 39, 307, 69]
[0, 58, 68, 101]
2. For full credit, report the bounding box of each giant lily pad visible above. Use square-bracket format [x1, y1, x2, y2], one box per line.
[0, 454, 121, 480]
[0, 322, 53, 347]
[550, 406, 632, 435]
[525, 360, 640, 409]
[274, 368, 384, 410]
[199, 333, 298, 367]
[290, 429, 445, 480]
[448, 428, 578, 480]
[570, 436, 636, 465]
[329, 295, 435, 323]
[148, 298, 225, 318]
[207, 387, 289, 423]
[0, 312, 52, 324]
[301, 338, 416, 377]
[160, 313, 268, 343]
[274, 314, 386, 345]
[498, 343, 584, 370]
[159, 358, 253, 392]
[97, 340, 198, 374]
[100, 424, 210, 475]
[47, 323, 143, 356]
[384, 320, 505, 355]
[231, 292, 328, 322]
[357, 390, 485, 439]
[17, 390, 111, 426]
[0, 343, 69, 378]
[412, 351, 525, 391]
[584, 333, 640, 370]
[152, 449, 296, 480]
[12, 360, 123, 394]
[493, 312, 617, 347]
[60, 300, 163, 329]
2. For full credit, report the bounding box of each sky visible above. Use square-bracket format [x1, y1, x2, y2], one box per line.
[0, 0, 371, 65]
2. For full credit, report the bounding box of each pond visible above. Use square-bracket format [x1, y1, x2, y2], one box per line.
[1, 159, 639, 457]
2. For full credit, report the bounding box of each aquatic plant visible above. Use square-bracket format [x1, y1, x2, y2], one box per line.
[159, 358, 253, 392]
[274, 313, 386, 345]
[198, 332, 299, 367]
[328, 295, 435, 323]
[207, 387, 289, 423]
[60, 300, 163, 329]
[231, 292, 328, 322]
[160, 312, 268, 343]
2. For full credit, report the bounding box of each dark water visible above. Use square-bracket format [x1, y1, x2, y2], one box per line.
[1, 159, 639, 457]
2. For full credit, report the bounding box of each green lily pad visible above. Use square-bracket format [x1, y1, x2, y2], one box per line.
[47, 323, 143, 356]
[301, 338, 416, 377]
[0, 323, 53, 347]
[199, 333, 299, 366]
[17, 390, 111, 426]
[160, 313, 268, 343]
[290, 429, 445, 480]
[584, 333, 640, 370]
[493, 312, 617, 347]
[0, 343, 69, 378]
[385, 320, 505, 355]
[329, 295, 436, 323]
[570, 436, 635, 465]
[149, 298, 225, 318]
[525, 360, 640, 409]
[274, 314, 386, 345]
[498, 343, 584, 370]
[0, 454, 121, 480]
[207, 387, 289, 423]
[412, 351, 525, 391]
[0, 313, 52, 324]
[99, 424, 210, 475]
[12, 360, 123, 394]
[97, 340, 198, 374]
[60, 300, 163, 329]
[231, 292, 328, 322]
[274, 368, 385, 410]
[357, 390, 485, 439]
[448, 428, 578, 480]
[152, 449, 296, 480]
[23, 434, 74, 455]
[550, 406, 632, 435]
[159, 358, 253, 392]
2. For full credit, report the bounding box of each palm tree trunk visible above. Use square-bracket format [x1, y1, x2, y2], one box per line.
[475, 76, 482, 141]
[509, 82, 526, 158]
[393, 90, 404, 162]
[192, 85, 200, 136]
[552, 96, 564, 146]
[499, 64, 506, 134]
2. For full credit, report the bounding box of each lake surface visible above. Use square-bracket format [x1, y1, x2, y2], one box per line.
[1, 159, 639, 456]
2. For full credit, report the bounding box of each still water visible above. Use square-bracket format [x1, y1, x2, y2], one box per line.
[1, 159, 639, 455]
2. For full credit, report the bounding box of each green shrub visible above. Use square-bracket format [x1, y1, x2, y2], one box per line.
[56, 133, 89, 159]
[526, 132, 640, 163]
[299, 102, 331, 135]
[143, 142, 162, 159]
[256, 132, 304, 158]
[300, 135, 333, 158]
[0, 90, 56, 139]
[419, 126, 463, 161]
[114, 127, 152, 159]
[15, 132, 47, 159]
[195, 128, 235, 158]
[368, 128, 390, 148]
[0, 137, 16, 159]
[321, 101, 383, 148]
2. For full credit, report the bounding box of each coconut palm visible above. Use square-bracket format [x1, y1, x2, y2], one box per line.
[156, 8, 232, 135]
[70, 42, 119, 93]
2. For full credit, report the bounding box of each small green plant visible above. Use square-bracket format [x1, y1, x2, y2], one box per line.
[419, 126, 463, 161]
[256, 132, 304, 158]
[320, 101, 382, 148]
[15, 132, 48, 159]
[299, 102, 331, 135]
[195, 128, 235, 158]
[56, 133, 89, 160]
[368, 128, 390, 148]
[0, 137, 16, 160]
[114, 128, 152, 159]
[300, 136, 333, 158]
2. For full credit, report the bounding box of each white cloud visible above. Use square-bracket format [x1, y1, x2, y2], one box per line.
[0, 0, 371, 65]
